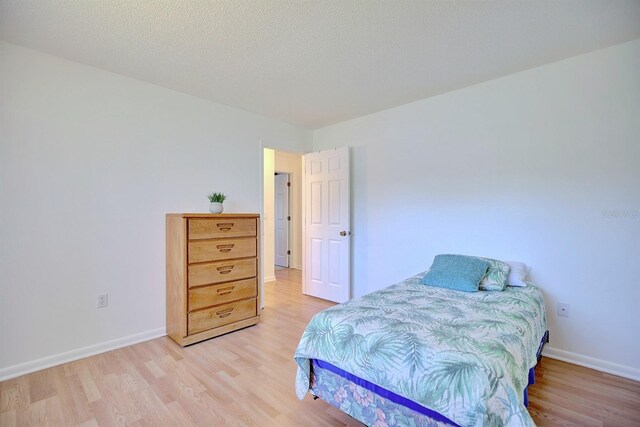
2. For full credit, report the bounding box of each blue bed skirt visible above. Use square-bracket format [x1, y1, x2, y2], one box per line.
[311, 330, 549, 425]
[524, 329, 549, 407]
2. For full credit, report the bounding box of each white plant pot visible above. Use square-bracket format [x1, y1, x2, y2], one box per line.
[209, 202, 224, 214]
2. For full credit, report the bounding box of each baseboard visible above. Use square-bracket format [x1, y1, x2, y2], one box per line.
[0, 327, 166, 382]
[542, 345, 640, 382]
[292, 265, 302, 270]
[264, 275, 277, 283]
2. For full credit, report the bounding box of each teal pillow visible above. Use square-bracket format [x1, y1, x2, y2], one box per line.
[421, 254, 490, 292]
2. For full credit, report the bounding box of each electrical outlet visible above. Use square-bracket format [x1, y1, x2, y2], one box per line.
[557, 302, 570, 317]
[97, 293, 109, 309]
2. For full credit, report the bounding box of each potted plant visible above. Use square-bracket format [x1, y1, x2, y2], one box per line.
[207, 192, 226, 214]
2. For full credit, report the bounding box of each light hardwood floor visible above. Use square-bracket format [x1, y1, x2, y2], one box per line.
[1, 268, 639, 426]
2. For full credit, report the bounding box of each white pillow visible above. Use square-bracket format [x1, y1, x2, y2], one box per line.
[506, 261, 531, 287]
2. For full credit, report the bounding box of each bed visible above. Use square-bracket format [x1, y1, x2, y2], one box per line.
[294, 273, 548, 427]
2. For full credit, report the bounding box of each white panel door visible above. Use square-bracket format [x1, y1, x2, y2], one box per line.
[274, 173, 289, 268]
[304, 147, 350, 303]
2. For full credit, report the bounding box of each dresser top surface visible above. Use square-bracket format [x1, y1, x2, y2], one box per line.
[167, 213, 259, 218]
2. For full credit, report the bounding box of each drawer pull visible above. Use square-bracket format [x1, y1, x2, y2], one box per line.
[217, 223, 234, 232]
[216, 307, 235, 318]
[216, 244, 234, 253]
[216, 286, 235, 296]
[216, 265, 235, 274]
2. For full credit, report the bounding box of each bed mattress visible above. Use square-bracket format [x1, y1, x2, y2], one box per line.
[295, 273, 548, 426]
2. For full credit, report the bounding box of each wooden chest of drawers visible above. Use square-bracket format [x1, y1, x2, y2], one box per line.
[166, 213, 260, 346]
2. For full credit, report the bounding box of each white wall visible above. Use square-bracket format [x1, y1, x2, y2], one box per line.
[275, 150, 303, 270]
[313, 39, 640, 379]
[0, 42, 312, 379]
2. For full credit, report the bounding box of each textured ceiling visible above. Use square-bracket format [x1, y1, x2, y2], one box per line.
[1, 1, 639, 128]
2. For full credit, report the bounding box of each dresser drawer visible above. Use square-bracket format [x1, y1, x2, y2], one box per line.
[188, 237, 256, 264]
[188, 298, 257, 334]
[189, 278, 257, 311]
[188, 258, 256, 288]
[189, 218, 257, 240]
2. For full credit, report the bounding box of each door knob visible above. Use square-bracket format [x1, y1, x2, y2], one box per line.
[340, 231, 351, 236]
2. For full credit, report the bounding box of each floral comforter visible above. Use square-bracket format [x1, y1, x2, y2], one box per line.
[294, 274, 547, 427]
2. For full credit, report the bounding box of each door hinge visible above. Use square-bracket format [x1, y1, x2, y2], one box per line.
[287, 216, 291, 221]
[287, 250, 291, 255]
[287, 182, 291, 187]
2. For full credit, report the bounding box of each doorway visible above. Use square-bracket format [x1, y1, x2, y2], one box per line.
[261, 146, 351, 304]
[262, 148, 303, 285]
